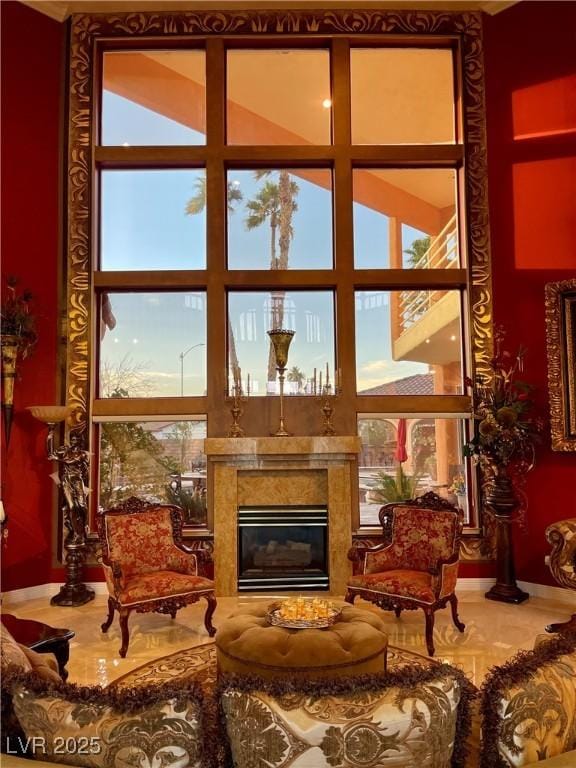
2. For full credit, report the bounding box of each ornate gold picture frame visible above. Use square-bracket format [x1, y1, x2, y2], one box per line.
[545, 279, 576, 451]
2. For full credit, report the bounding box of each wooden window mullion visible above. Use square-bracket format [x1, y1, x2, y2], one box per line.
[205, 39, 227, 434]
[331, 39, 356, 432]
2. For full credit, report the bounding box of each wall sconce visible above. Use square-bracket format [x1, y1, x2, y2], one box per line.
[28, 405, 95, 607]
[0, 499, 7, 546]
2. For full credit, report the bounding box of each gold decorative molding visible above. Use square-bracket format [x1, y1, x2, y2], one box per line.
[66, 7, 493, 439]
[545, 278, 576, 451]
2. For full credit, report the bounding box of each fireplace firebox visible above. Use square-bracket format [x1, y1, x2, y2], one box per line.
[238, 506, 329, 591]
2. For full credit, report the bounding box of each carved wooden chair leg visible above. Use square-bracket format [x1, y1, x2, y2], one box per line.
[394, 606, 402, 618]
[101, 597, 115, 633]
[119, 609, 131, 658]
[448, 594, 466, 632]
[344, 589, 356, 605]
[203, 593, 217, 637]
[424, 608, 435, 656]
[170, 610, 177, 620]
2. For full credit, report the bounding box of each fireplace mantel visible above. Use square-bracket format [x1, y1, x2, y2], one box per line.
[204, 435, 361, 459]
[205, 436, 361, 596]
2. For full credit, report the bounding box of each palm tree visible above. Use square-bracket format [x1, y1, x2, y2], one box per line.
[245, 180, 281, 269]
[244, 170, 299, 381]
[186, 176, 243, 215]
[287, 365, 305, 393]
[403, 235, 431, 268]
[186, 177, 243, 390]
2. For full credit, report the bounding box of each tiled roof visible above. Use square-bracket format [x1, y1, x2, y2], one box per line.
[358, 372, 434, 396]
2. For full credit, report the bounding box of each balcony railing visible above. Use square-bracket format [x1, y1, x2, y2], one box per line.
[398, 214, 458, 332]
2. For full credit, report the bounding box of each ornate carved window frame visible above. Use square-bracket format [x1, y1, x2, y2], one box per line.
[64, 8, 494, 561]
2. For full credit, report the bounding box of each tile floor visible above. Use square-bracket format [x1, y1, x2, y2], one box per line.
[3, 591, 572, 688]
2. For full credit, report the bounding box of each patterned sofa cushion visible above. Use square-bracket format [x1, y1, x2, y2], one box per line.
[480, 633, 576, 767]
[1, 624, 63, 756]
[3, 668, 206, 768]
[1, 624, 33, 674]
[220, 664, 476, 768]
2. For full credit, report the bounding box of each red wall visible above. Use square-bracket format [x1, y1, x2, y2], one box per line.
[1, 2, 65, 590]
[1, 1, 574, 592]
[483, 1, 576, 586]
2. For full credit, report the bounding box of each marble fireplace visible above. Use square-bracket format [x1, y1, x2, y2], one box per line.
[204, 436, 361, 596]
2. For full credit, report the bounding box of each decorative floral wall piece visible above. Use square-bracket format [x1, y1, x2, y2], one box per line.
[1, 276, 38, 444]
[464, 326, 544, 480]
[1, 276, 38, 356]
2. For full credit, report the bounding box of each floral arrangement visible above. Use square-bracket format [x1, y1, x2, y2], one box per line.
[1, 276, 38, 358]
[449, 473, 466, 496]
[463, 326, 544, 475]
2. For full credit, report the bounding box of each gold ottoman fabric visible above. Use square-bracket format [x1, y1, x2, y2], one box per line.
[215, 603, 388, 680]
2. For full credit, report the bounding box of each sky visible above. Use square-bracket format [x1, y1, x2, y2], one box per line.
[99, 90, 455, 398]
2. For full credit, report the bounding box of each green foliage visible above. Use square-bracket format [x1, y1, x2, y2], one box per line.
[245, 180, 281, 231]
[403, 236, 431, 268]
[287, 365, 305, 391]
[99, 388, 178, 510]
[186, 177, 243, 215]
[245, 171, 299, 266]
[371, 464, 421, 504]
[165, 484, 207, 526]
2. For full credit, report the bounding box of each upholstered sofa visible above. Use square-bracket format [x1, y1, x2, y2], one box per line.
[218, 635, 576, 768]
[3, 623, 576, 768]
[477, 633, 576, 767]
[220, 664, 475, 767]
[1, 623, 208, 768]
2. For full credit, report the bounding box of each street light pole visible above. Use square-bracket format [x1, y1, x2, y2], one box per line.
[179, 343, 205, 397]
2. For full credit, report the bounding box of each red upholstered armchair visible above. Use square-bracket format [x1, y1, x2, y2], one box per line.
[98, 497, 216, 657]
[346, 492, 465, 656]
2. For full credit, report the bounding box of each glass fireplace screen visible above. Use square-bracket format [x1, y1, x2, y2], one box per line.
[238, 506, 329, 591]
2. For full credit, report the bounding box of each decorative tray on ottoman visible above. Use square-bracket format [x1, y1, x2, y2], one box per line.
[266, 598, 342, 629]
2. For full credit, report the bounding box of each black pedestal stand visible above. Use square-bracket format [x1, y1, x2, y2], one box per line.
[484, 470, 529, 605]
[51, 541, 95, 607]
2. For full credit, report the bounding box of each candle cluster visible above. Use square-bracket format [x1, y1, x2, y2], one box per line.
[311, 364, 340, 396]
[229, 367, 251, 397]
[277, 596, 337, 621]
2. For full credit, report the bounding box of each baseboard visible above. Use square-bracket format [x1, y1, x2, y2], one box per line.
[2, 579, 574, 606]
[2, 581, 108, 605]
[456, 578, 575, 605]
[456, 578, 494, 591]
[517, 581, 576, 606]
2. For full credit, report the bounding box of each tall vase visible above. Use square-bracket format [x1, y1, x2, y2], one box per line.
[267, 329, 295, 436]
[484, 466, 529, 604]
[1, 334, 20, 446]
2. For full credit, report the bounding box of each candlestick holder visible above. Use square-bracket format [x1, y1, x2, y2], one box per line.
[317, 384, 340, 436]
[225, 384, 247, 437]
[267, 329, 295, 436]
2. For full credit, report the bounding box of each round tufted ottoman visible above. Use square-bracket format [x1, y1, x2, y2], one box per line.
[215, 602, 388, 680]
